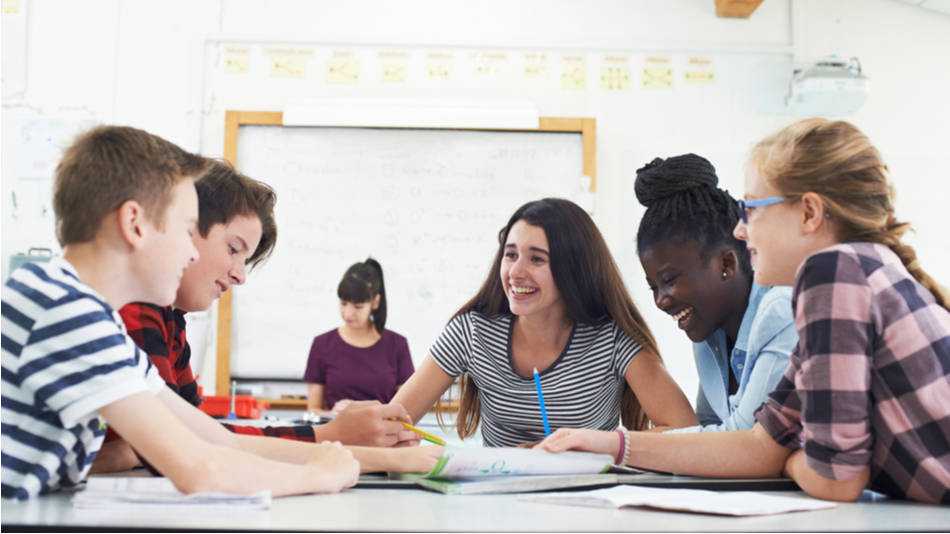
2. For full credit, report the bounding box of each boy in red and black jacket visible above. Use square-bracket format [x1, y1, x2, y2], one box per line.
[92, 161, 423, 474]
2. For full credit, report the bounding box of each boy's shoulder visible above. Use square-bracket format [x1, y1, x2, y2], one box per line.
[4, 259, 105, 313]
[119, 301, 176, 329]
[2, 259, 117, 344]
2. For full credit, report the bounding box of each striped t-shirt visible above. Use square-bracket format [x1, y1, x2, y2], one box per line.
[1, 258, 164, 499]
[430, 311, 641, 447]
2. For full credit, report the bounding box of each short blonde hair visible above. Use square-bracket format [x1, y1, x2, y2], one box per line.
[750, 118, 948, 309]
[53, 125, 208, 246]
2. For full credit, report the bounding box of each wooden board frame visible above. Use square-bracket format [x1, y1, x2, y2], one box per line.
[216, 110, 597, 402]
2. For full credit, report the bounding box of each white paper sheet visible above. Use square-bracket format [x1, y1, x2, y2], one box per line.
[520, 484, 837, 516]
[72, 477, 271, 510]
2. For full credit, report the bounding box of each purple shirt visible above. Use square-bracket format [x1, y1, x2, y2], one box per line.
[303, 328, 414, 408]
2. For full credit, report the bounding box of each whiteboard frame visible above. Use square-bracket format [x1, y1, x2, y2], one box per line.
[216, 110, 597, 399]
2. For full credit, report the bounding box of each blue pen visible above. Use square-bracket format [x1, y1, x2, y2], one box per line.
[532, 367, 551, 436]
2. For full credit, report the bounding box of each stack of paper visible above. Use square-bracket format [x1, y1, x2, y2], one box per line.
[519, 484, 837, 516]
[73, 477, 271, 510]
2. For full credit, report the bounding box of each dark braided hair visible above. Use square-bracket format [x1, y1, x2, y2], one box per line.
[635, 154, 751, 276]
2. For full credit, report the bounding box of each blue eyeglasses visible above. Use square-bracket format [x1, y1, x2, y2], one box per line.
[736, 196, 785, 223]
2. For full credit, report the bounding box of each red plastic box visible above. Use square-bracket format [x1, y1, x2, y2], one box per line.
[199, 394, 270, 419]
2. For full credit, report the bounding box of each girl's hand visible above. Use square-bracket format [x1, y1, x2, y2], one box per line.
[390, 445, 443, 473]
[534, 428, 620, 459]
[305, 441, 360, 493]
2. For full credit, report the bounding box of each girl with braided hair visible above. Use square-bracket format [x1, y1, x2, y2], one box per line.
[635, 153, 797, 433]
[304, 258, 415, 416]
[537, 119, 950, 504]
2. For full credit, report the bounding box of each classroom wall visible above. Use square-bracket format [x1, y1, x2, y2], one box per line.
[3, 0, 948, 400]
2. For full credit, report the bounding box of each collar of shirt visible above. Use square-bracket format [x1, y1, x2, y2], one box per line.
[691, 282, 770, 421]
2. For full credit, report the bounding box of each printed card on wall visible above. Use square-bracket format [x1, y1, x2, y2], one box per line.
[472, 52, 508, 77]
[264, 47, 312, 79]
[327, 51, 359, 84]
[427, 52, 453, 80]
[684, 56, 715, 83]
[382, 63, 407, 83]
[226, 56, 249, 73]
[379, 50, 409, 83]
[272, 57, 305, 78]
[600, 55, 630, 91]
[3, 0, 21, 14]
[523, 52, 548, 78]
[642, 56, 673, 88]
[224, 46, 250, 74]
[561, 55, 586, 90]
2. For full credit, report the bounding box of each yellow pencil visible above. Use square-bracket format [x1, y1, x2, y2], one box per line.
[401, 422, 446, 446]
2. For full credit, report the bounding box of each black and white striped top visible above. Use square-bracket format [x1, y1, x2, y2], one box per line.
[1, 259, 164, 499]
[431, 311, 642, 447]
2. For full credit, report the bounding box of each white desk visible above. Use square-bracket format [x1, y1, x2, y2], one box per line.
[4, 484, 949, 531]
[7, 413, 947, 531]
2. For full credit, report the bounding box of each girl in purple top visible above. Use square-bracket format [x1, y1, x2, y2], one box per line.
[535, 119, 950, 504]
[304, 258, 415, 414]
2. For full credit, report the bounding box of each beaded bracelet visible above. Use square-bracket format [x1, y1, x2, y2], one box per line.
[621, 430, 631, 466]
[615, 428, 628, 465]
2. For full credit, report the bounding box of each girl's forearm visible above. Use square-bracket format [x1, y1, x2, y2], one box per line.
[627, 424, 790, 478]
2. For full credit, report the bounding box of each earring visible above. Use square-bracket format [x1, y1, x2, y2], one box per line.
[722, 271, 728, 280]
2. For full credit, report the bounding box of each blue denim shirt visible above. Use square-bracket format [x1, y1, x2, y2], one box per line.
[667, 282, 797, 433]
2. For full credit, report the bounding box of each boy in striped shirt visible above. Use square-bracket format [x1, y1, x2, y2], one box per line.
[1, 126, 359, 499]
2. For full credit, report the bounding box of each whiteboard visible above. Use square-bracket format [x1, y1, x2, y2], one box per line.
[230, 125, 585, 379]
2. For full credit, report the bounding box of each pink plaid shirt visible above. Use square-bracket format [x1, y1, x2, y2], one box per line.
[755, 242, 950, 504]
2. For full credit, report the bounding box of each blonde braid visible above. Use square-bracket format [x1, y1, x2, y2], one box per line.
[869, 215, 949, 311]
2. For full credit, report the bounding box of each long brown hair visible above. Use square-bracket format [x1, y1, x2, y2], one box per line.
[749, 118, 948, 310]
[438, 198, 662, 439]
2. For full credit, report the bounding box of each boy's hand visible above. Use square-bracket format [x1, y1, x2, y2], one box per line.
[306, 441, 360, 493]
[318, 401, 419, 447]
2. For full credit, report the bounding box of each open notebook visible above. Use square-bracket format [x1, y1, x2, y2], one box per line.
[378, 446, 801, 495]
[391, 446, 639, 494]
